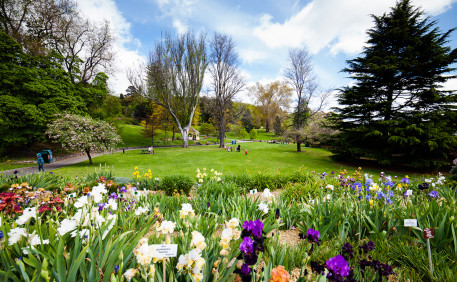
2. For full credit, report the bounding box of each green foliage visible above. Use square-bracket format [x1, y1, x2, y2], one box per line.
[332, 0, 457, 168]
[238, 127, 249, 140]
[159, 174, 194, 195]
[249, 128, 257, 140]
[197, 182, 241, 198]
[199, 122, 215, 136]
[0, 30, 86, 154]
[273, 115, 282, 136]
[281, 182, 320, 203]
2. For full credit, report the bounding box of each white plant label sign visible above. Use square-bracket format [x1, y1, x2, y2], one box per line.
[404, 219, 417, 227]
[152, 244, 178, 258]
[250, 189, 257, 194]
[406, 190, 413, 196]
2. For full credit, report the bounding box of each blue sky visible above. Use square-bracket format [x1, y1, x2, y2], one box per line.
[75, 0, 457, 107]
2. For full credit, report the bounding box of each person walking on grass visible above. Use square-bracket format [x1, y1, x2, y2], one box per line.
[37, 153, 44, 172]
[245, 149, 248, 156]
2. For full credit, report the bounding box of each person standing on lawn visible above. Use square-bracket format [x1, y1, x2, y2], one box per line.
[37, 153, 44, 172]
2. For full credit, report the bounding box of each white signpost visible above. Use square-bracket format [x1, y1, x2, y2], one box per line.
[404, 219, 417, 227]
[152, 244, 178, 281]
[250, 189, 257, 194]
[406, 190, 413, 196]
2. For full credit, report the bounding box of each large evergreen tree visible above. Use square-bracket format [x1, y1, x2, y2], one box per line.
[332, 0, 457, 168]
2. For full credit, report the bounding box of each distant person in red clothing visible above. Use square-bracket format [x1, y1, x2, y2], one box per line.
[245, 149, 247, 156]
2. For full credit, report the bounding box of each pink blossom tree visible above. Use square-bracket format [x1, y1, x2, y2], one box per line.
[46, 114, 121, 165]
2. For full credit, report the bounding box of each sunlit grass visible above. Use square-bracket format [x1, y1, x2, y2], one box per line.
[51, 142, 406, 179]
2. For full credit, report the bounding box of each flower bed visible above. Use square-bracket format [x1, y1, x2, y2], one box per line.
[0, 168, 456, 281]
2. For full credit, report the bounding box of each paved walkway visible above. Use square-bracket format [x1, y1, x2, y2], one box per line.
[1, 146, 149, 176]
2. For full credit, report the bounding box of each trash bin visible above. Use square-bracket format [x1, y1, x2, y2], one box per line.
[232, 140, 236, 145]
[39, 150, 53, 163]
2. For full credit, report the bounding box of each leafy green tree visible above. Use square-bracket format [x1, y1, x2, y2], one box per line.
[249, 81, 292, 132]
[239, 127, 249, 140]
[200, 123, 215, 136]
[46, 114, 121, 165]
[0, 30, 85, 154]
[332, 0, 457, 168]
[273, 115, 282, 136]
[249, 128, 257, 140]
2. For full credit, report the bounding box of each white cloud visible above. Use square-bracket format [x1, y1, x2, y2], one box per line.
[75, 0, 147, 95]
[154, 0, 195, 33]
[252, 0, 457, 55]
[173, 19, 188, 34]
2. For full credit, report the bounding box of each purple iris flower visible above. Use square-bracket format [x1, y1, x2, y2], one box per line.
[242, 220, 264, 238]
[98, 203, 105, 212]
[365, 194, 371, 201]
[311, 261, 326, 275]
[429, 191, 439, 198]
[418, 183, 429, 190]
[326, 255, 350, 278]
[352, 182, 362, 191]
[385, 181, 394, 188]
[239, 237, 254, 254]
[240, 263, 250, 275]
[109, 192, 118, 199]
[119, 187, 127, 193]
[341, 242, 354, 259]
[400, 177, 409, 184]
[360, 241, 375, 254]
[306, 228, 320, 245]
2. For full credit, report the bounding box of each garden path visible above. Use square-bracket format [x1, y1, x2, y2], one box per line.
[1, 149, 137, 177]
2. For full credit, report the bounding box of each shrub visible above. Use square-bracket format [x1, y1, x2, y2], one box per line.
[159, 174, 194, 196]
[281, 182, 320, 203]
[250, 128, 257, 140]
[197, 182, 242, 198]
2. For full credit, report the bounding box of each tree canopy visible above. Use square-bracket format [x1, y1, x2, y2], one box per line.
[46, 114, 121, 165]
[332, 0, 457, 168]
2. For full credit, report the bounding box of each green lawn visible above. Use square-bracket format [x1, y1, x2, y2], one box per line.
[117, 124, 191, 147]
[0, 162, 34, 171]
[51, 142, 404, 179]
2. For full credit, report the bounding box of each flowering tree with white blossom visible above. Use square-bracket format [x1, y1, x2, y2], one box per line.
[46, 114, 121, 165]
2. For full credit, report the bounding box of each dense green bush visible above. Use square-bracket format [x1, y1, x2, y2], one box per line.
[196, 182, 242, 198]
[281, 182, 321, 203]
[159, 174, 194, 196]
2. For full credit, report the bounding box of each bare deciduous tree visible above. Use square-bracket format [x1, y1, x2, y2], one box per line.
[0, 0, 114, 83]
[147, 31, 207, 148]
[284, 48, 329, 152]
[208, 32, 245, 148]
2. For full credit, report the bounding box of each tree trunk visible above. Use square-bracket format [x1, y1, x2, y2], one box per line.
[219, 115, 225, 148]
[85, 149, 93, 165]
[181, 126, 189, 148]
[297, 141, 302, 152]
[172, 126, 176, 140]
